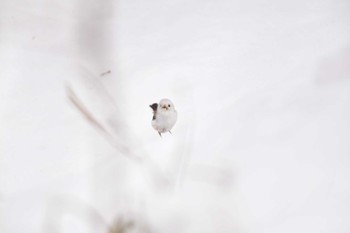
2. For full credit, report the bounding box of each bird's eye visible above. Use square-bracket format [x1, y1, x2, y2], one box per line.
[168, 104, 171, 107]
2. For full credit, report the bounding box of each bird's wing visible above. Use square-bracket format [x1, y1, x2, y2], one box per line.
[149, 103, 158, 111]
[149, 103, 158, 120]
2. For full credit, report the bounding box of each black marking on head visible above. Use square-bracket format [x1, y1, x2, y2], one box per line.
[149, 103, 158, 112]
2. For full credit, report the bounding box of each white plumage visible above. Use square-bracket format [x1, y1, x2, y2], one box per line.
[150, 98, 177, 136]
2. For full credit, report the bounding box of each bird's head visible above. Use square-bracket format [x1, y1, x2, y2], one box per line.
[159, 98, 175, 112]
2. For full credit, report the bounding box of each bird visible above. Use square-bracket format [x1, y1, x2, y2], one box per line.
[150, 98, 177, 137]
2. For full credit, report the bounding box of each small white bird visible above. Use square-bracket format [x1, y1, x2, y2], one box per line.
[150, 98, 177, 137]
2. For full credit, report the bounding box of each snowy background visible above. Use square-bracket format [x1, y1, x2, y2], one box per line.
[1, 0, 350, 232]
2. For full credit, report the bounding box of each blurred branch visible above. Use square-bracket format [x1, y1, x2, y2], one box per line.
[66, 84, 112, 139]
[43, 196, 153, 233]
[66, 83, 136, 159]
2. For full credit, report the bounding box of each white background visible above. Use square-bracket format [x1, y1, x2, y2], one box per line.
[1, 0, 350, 232]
